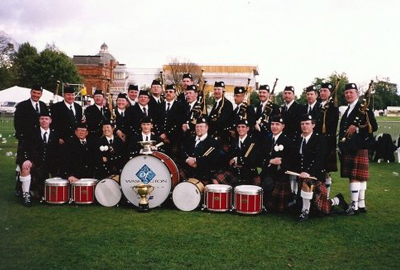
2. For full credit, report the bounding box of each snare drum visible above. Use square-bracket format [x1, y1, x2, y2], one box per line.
[120, 153, 173, 209]
[172, 178, 205, 211]
[71, 178, 98, 204]
[234, 185, 263, 214]
[95, 178, 122, 207]
[44, 178, 69, 204]
[204, 184, 232, 212]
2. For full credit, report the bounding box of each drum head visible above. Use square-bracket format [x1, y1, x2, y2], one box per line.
[120, 155, 172, 208]
[172, 182, 202, 211]
[205, 184, 232, 193]
[235, 185, 262, 195]
[74, 178, 98, 186]
[95, 179, 122, 207]
[45, 177, 69, 186]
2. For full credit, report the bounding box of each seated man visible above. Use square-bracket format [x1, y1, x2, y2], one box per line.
[260, 116, 294, 212]
[62, 123, 96, 183]
[17, 111, 59, 206]
[95, 121, 126, 180]
[128, 116, 165, 157]
[181, 117, 220, 185]
[295, 114, 348, 221]
[213, 119, 259, 186]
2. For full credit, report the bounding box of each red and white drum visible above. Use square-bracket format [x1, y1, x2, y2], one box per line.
[71, 178, 98, 204]
[172, 178, 205, 211]
[151, 151, 180, 187]
[44, 178, 69, 204]
[234, 185, 263, 214]
[120, 152, 173, 208]
[95, 177, 122, 207]
[204, 184, 232, 212]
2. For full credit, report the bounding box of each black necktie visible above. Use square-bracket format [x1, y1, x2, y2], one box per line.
[239, 141, 243, 149]
[109, 139, 113, 145]
[166, 103, 170, 112]
[300, 138, 306, 154]
[212, 101, 219, 112]
[272, 137, 276, 146]
[121, 111, 124, 117]
[145, 135, 149, 141]
[43, 132, 47, 144]
[81, 140, 86, 146]
[344, 105, 351, 118]
[308, 106, 311, 114]
[101, 107, 104, 116]
[35, 103, 39, 113]
[284, 105, 288, 112]
[143, 107, 147, 116]
[69, 105, 75, 116]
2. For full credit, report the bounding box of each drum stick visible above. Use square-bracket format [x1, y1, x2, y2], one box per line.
[155, 142, 164, 148]
[285, 170, 318, 180]
[244, 143, 255, 158]
[203, 147, 215, 157]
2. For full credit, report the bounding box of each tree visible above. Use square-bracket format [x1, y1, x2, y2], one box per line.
[12, 42, 39, 88]
[164, 57, 203, 87]
[0, 31, 17, 89]
[368, 77, 399, 110]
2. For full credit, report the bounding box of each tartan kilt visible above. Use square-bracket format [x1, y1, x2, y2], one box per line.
[324, 150, 338, 172]
[267, 177, 292, 213]
[211, 170, 236, 185]
[340, 149, 369, 181]
[311, 181, 331, 214]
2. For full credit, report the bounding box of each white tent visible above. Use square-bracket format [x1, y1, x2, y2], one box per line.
[0, 86, 63, 105]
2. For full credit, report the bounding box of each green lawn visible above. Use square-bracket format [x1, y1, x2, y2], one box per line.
[0, 133, 399, 270]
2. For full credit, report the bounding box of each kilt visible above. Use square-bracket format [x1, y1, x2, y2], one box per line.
[211, 170, 260, 187]
[325, 150, 338, 172]
[340, 149, 369, 181]
[267, 177, 291, 213]
[311, 181, 331, 214]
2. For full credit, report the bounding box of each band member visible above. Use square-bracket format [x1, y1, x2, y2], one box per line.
[50, 85, 83, 144]
[231, 86, 256, 135]
[114, 93, 130, 143]
[254, 84, 280, 137]
[84, 89, 111, 141]
[62, 123, 96, 183]
[158, 84, 185, 159]
[226, 119, 260, 186]
[208, 81, 233, 150]
[182, 85, 204, 136]
[126, 90, 159, 138]
[260, 116, 294, 212]
[95, 121, 126, 179]
[181, 117, 220, 185]
[17, 112, 59, 206]
[315, 83, 340, 198]
[128, 116, 164, 157]
[295, 114, 348, 221]
[149, 80, 164, 107]
[339, 83, 377, 215]
[302, 85, 321, 119]
[14, 85, 49, 196]
[178, 73, 194, 103]
[127, 84, 139, 106]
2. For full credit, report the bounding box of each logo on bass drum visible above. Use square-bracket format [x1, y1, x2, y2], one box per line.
[136, 165, 156, 184]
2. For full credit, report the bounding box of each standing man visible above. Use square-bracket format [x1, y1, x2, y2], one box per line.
[254, 84, 280, 140]
[182, 85, 204, 136]
[315, 83, 340, 198]
[14, 85, 49, 196]
[149, 80, 164, 107]
[50, 86, 83, 144]
[339, 83, 377, 215]
[208, 81, 233, 151]
[177, 73, 194, 103]
[127, 84, 139, 106]
[230, 86, 256, 136]
[295, 114, 348, 221]
[114, 93, 129, 143]
[17, 112, 59, 206]
[84, 89, 111, 141]
[302, 85, 321, 119]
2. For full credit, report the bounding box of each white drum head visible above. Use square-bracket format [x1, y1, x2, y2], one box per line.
[74, 178, 98, 186]
[205, 184, 232, 193]
[120, 155, 172, 208]
[172, 182, 202, 211]
[235, 185, 262, 195]
[45, 177, 69, 186]
[95, 179, 122, 207]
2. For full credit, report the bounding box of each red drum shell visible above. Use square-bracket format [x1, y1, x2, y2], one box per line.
[44, 178, 69, 204]
[72, 179, 98, 204]
[204, 184, 232, 212]
[151, 151, 180, 187]
[234, 185, 263, 214]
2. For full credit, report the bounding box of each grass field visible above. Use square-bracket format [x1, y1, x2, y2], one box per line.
[0, 131, 399, 270]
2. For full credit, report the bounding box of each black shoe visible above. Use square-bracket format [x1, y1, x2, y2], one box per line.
[22, 192, 32, 207]
[335, 193, 349, 210]
[298, 209, 309, 221]
[345, 206, 358, 216]
[359, 207, 367, 213]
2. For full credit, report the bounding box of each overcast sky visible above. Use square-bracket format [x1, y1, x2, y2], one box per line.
[1, 0, 399, 94]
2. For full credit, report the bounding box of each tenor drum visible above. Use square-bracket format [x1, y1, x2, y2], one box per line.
[234, 185, 263, 214]
[95, 177, 122, 207]
[71, 178, 98, 204]
[172, 178, 205, 211]
[44, 178, 69, 204]
[120, 153, 172, 208]
[204, 184, 232, 212]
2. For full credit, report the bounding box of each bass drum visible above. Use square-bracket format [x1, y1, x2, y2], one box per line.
[120, 153, 172, 208]
[172, 178, 205, 211]
[95, 177, 122, 207]
[151, 151, 180, 187]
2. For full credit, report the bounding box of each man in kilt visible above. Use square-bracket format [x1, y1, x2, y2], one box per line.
[295, 114, 348, 221]
[338, 83, 377, 215]
[260, 116, 294, 213]
[315, 82, 340, 198]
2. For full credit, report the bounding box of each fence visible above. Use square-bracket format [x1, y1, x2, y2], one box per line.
[0, 115, 14, 133]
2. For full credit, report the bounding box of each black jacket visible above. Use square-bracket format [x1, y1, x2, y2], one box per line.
[84, 104, 111, 140]
[50, 101, 83, 142]
[14, 99, 48, 141]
